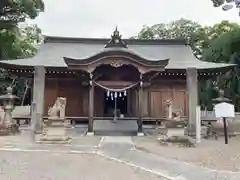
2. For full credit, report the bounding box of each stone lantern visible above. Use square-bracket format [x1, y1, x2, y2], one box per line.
[0, 86, 19, 135]
[212, 89, 231, 104]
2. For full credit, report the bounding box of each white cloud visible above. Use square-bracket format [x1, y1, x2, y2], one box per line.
[32, 0, 240, 38]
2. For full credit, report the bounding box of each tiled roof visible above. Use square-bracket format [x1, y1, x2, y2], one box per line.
[0, 36, 235, 70]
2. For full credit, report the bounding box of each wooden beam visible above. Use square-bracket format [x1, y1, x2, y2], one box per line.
[96, 80, 137, 87]
[88, 84, 94, 133]
[138, 87, 143, 133]
[148, 72, 160, 82]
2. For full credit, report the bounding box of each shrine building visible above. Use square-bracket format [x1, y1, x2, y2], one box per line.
[0, 28, 235, 135]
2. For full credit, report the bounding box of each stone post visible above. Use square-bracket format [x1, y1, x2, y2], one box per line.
[196, 106, 201, 143]
[30, 102, 37, 138]
[31, 66, 45, 134]
[186, 67, 198, 134]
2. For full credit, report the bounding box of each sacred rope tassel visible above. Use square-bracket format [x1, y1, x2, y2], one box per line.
[114, 92, 117, 98]
[107, 90, 110, 97]
[124, 90, 127, 96]
[119, 92, 122, 97]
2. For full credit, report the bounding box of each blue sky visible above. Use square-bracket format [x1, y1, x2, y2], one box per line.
[32, 0, 240, 38]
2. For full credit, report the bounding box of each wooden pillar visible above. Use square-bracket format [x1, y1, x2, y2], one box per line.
[87, 74, 94, 135]
[31, 66, 45, 134]
[138, 74, 144, 136]
[186, 67, 198, 134]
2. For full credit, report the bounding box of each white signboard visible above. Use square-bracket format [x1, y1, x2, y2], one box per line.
[214, 102, 235, 118]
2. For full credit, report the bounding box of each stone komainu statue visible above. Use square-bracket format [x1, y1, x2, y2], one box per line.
[164, 99, 182, 121]
[48, 97, 67, 120]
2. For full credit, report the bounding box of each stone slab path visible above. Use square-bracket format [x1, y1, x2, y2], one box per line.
[0, 135, 240, 180]
[98, 136, 240, 180]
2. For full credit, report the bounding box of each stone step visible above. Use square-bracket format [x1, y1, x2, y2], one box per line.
[93, 120, 138, 136]
[94, 130, 137, 136]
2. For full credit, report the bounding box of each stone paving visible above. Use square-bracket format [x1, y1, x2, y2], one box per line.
[0, 134, 240, 180]
[133, 136, 240, 172]
[0, 152, 168, 180]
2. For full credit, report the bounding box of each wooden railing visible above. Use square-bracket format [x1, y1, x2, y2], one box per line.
[201, 110, 240, 121]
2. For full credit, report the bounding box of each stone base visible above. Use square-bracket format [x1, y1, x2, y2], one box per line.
[37, 135, 71, 144]
[158, 135, 196, 148]
[65, 120, 74, 129]
[38, 118, 71, 144]
[87, 132, 94, 136]
[167, 128, 185, 137]
[0, 123, 20, 136]
[184, 126, 208, 137]
[164, 120, 186, 128]
[137, 132, 144, 136]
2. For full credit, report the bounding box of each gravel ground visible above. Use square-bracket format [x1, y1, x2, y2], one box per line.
[0, 151, 168, 180]
[133, 136, 240, 172]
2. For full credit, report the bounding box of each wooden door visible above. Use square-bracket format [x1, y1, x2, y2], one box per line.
[150, 90, 172, 118]
[94, 87, 104, 117]
[58, 80, 83, 117]
[129, 89, 138, 117]
[150, 88, 188, 118]
[173, 90, 187, 116]
[44, 79, 58, 116]
[142, 89, 149, 117]
[150, 91, 161, 117]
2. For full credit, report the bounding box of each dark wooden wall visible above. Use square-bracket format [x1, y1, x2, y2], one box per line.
[44, 78, 188, 118]
[44, 78, 89, 117]
[148, 81, 188, 118]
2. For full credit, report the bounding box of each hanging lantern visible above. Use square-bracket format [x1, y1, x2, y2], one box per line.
[124, 90, 127, 96]
[107, 91, 110, 97]
[114, 92, 117, 98]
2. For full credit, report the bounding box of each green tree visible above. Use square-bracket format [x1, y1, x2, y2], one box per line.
[136, 19, 240, 110]
[202, 23, 240, 110]
[0, 0, 44, 23]
[135, 18, 208, 58]
[0, 0, 44, 103]
[0, 0, 44, 59]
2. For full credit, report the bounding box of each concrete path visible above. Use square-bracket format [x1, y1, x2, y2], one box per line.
[98, 136, 240, 180]
[0, 135, 240, 180]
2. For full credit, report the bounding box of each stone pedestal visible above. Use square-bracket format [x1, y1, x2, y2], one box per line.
[37, 118, 71, 144]
[167, 128, 185, 137]
[163, 120, 186, 137]
[0, 123, 19, 135]
[184, 126, 208, 137]
[137, 132, 144, 136]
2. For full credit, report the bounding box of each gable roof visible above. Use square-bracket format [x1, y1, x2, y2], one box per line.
[0, 35, 235, 71]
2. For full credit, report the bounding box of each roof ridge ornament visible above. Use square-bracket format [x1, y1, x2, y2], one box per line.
[105, 27, 128, 48]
